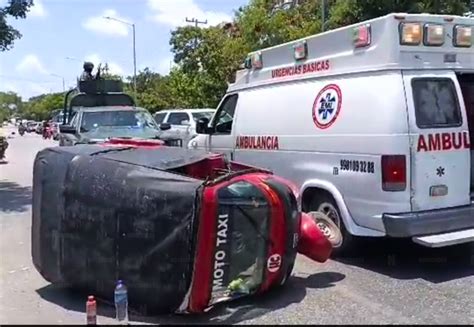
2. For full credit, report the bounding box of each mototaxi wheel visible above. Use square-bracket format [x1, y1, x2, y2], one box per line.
[307, 194, 358, 257]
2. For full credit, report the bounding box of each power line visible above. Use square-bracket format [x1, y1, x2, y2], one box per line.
[185, 17, 208, 28]
[185, 17, 208, 50]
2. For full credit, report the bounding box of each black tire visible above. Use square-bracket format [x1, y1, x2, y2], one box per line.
[285, 262, 294, 282]
[308, 193, 358, 257]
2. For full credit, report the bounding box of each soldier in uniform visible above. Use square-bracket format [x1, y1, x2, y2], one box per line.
[80, 62, 94, 81]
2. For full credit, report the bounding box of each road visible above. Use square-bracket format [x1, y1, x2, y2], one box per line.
[0, 127, 473, 325]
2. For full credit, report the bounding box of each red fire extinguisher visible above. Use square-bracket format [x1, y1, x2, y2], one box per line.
[86, 295, 97, 325]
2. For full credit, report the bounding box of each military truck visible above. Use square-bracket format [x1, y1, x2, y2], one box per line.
[58, 77, 177, 146]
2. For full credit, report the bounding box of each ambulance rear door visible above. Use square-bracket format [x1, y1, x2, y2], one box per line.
[402, 70, 471, 212]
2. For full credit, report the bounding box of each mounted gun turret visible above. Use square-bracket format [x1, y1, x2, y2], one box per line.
[62, 63, 136, 124]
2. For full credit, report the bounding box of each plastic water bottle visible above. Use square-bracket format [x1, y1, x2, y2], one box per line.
[86, 295, 97, 325]
[114, 280, 129, 325]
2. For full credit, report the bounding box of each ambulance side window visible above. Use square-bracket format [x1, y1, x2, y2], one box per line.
[212, 94, 238, 135]
[412, 78, 462, 129]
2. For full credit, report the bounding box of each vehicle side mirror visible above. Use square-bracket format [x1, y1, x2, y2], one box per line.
[159, 123, 171, 131]
[59, 125, 76, 134]
[196, 118, 213, 134]
[298, 213, 342, 263]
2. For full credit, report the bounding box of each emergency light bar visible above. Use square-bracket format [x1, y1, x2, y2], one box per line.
[453, 25, 472, 47]
[252, 52, 263, 69]
[400, 22, 422, 45]
[293, 40, 308, 60]
[353, 24, 371, 48]
[400, 22, 472, 48]
[244, 52, 263, 70]
[424, 24, 445, 46]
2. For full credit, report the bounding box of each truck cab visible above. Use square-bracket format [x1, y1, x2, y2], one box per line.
[58, 79, 161, 146]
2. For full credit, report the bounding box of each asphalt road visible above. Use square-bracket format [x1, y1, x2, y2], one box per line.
[0, 127, 473, 325]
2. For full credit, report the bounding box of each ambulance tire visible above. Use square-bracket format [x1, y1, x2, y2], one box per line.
[310, 194, 357, 257]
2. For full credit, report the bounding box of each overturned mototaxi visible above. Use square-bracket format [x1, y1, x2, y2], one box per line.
[31, 143, 339, 314]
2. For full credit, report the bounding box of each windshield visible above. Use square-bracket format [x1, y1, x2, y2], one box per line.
[79, 109, 160, 141]
[81, 110, 158, 132]
[191, 111, 214, 122]
[210, 181, 269, 305]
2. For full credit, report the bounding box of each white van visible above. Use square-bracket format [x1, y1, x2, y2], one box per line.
[189, 13, 474, 253]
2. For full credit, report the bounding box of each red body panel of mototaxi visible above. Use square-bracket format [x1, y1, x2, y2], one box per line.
[179, 172, 337, 314]
[32, 137, 340, 315]
[104, 138, 339, 313]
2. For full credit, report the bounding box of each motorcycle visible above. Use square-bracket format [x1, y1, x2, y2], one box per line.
[42, 126, 53, 140]
[0, 136, 8, 161]
[18, 126, 26, 136]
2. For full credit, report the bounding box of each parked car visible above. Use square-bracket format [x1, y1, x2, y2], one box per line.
[153, 109, 215, 146]
[35, 122, 43, 134]
[59, 106, 161, 146]
[26, 121, 38, 133]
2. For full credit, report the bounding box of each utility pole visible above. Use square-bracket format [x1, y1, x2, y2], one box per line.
[186, 17, 208, 49]
[103, 16, 137, 94]
[50, 73, 65, 92]
[321, 0, 326, 32]
[186, 17, 208, 28]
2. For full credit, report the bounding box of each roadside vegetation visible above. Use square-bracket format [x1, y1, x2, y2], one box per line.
[1, 0, 471, 121]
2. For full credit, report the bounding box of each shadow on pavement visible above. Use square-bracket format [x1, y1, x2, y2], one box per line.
[0, 180, 32, 213]
[36, 271, 345, 324]
[337, 238, 474, 283]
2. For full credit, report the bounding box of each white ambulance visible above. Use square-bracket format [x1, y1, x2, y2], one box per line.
[189, 13, 474, 253]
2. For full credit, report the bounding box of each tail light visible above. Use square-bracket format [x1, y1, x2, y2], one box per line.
[381, 155, 406, 192]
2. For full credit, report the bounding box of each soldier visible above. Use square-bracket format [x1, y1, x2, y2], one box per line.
[80, 62, 94, 81]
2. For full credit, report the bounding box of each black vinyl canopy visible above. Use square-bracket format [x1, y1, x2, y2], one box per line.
[32, 145, 216, 312]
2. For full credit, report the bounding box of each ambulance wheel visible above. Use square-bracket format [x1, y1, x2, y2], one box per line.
[309, 194, 357, 257]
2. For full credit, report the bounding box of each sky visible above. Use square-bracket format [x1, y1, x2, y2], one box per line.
[0, 0, 248, 100]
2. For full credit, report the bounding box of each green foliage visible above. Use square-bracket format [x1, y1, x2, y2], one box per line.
[8, 0, 471, 114]
[327, 0, 470, 29]
[1, 0, 34, 51]
[0, 91, 23, 122]
[20, 92, 65, 121]
[162, 0, 470, 109]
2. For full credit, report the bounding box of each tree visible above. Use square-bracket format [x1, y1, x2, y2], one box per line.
[235, 0, 321, 50]
[169, 25, 248, 108]
[327, 0, 471, 29]
[0, 91, 22, 122]
[1, 0, 34, 51]
[125, 68, 176, 112]
[20, 92, 64, 121]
